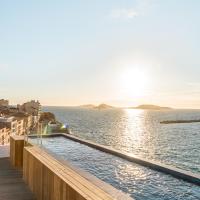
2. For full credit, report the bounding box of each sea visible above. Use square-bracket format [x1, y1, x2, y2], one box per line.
[41, 106, 200, 199]
[43, 106, 200, 174]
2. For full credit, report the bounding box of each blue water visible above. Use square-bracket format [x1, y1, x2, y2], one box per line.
[43, 107, 200, 173]
[31, 136, 200, 200]
[41, 107, 200, 199]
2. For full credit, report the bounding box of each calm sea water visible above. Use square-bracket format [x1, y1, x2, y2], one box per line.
[31, 136, 200, 200]
[43, 107, 200, 174]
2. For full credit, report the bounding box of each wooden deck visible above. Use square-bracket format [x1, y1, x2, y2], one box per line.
[0, 145, 9, 158]
[0, 157, 36, 200]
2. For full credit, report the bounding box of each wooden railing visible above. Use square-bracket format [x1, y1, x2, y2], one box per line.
[23, 146, 119, 200]
[10, 135, 24, 169]
[10, 135, 133, 200]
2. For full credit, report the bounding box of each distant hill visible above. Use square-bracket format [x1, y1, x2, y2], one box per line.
[79, 104, 95, 108]
[79, 104, 171, 110]
[94, 104, 114, 110]
[133, 104, 172, 110]
[79, 104, 114, 109]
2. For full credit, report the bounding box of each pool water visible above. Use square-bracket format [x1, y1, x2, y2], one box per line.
[31, 137, 200, 200]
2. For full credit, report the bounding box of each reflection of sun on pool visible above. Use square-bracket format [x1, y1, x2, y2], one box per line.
[119, 68, 149, 98]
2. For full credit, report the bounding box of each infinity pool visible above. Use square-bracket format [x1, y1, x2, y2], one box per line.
[31, 136, 200, 200]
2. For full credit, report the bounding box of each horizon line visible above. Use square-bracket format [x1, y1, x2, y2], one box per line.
[40, 104, 200, 110]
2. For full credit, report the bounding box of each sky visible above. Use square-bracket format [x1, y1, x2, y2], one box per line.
[0, 0, 200, 108]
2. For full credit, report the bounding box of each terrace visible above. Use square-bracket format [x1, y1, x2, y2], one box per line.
[0, 136, 133, 200]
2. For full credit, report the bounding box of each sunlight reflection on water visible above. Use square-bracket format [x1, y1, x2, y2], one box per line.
[118, 109, 145, 152]
[31, 137, 200, 200]
[43, 107, 200, 173]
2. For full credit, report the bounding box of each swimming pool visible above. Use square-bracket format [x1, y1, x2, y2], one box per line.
[30, 136, 200, 200]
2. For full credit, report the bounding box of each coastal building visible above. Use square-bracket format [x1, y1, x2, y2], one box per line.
[0, 106, 19, 116]
[16, 118, 24, 136]
[9, 106, 20, 114]
[0, 123, 10, 145]
[12, 112, 32, 135]
[17, 100, 41, 116]
[0, 100, 41, 145]
[0, 116, 18, 136]
[0, 117, 20, 145]
[0, 107, 9, 116]
[17, 100, 41, 126]
[0, 113, 34, 145]
[0, 99, 9, 107]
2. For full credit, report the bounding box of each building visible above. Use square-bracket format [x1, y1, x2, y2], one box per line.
[0, 123, 11, 145]
[0, 112, 34, 145]
[17, 100, 41, 116]
[0, 107, 10, 116]
[0, 99, 9, 107]
[12, 112, 32, 135]
[17, 100, 41, 127]
[0, 100, 42, 145]
[9, 106, 19, 114]
[0, 116, 18, 136]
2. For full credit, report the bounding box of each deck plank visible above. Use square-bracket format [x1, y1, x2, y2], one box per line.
[0, 145, 10, 158]
[0, 157, 36, 200]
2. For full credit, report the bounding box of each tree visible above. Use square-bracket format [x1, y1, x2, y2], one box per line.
[39, 112, 56, 123]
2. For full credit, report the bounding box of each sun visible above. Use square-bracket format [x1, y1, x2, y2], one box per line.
[119, 68, 149, 99]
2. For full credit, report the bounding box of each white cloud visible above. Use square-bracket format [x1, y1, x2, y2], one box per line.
[110, 0, 156, 20]
[110, 9, 138, 19]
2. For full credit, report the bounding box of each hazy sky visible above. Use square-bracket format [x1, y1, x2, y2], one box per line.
[0, 0, 200, 108]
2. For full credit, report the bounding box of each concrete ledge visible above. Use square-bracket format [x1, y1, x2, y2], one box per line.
[29, 133, 200, 186]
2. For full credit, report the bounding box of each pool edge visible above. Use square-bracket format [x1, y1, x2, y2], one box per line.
[29, 133, 200, 186]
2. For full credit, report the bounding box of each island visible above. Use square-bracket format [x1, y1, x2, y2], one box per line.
[79, 104, 96, 109]
[79, 104, 114, 110]
[79, 103, 172, 110]
[94, 104, 114, 110]
[132, 104, 172, 110]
